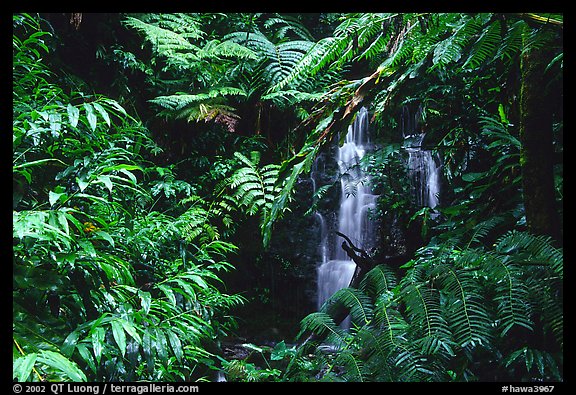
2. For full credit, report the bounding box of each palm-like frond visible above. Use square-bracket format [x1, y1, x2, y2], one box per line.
[124, 16, 201, 58]
[495, 230, 563, 279]
[323, 287, 373, 326]
[462, 19, 502, 69]
[228, 152, 281, 232]
[297, 312, 345, 343]
[492, 262, 533, 336]
[431, 263, 493, 349]
[359, 264, 397, 298]
[270, 13, 397, 92]
[263, 14, 315, 41]
[226, 31, 314, 93]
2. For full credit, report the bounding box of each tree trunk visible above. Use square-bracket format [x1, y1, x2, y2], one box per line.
[519, 37, 561, 244]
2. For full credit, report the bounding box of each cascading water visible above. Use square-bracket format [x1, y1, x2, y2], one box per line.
[402, 104, 442, 212]
[405, 133, 441, 211]
[313, 107, 378, 327]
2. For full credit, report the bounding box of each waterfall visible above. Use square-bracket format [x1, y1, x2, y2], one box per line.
[402, 104, 442, 212]
[314, 107, 378, 326]
[405, 133, 441, 210]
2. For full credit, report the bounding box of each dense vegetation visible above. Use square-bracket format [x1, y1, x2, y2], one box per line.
[13, 12, 562, 383]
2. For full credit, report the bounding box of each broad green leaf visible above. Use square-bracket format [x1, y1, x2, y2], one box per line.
[118, 169, 138, 184]
[67, 104, 80, 127]
[120, 320, 142, 344]
[242, 343, 264, 353]
[101, 98, 127, 116]
[49, 211, 69, 236]
[102, 164, 143, 173]
[13, 158, 67, 170]
[78, 240, 96, 257]
[97, 175, 113, 193]
[181, 273, 209, 289]
[142, 329, 154, 374]
[61, 331, 80, 357]
[92, 102, 111, 127]
[76, 176, 90, 192]
[111, 320, 127, 357]
[91, 327, 105, 364]
[49, 113, 62, 137]
[13, 353, 37, 382]
[93, 230, 115, 248]
[498, 103, 509, 125]
[461, 172, 487, 182]
[76, 344, 96, 374]
[37, 350, 87, 382]
[270, 340, 291, 361]
[139, 290, 152, 314]
[49, 191, 66, 207]
[155, 328, 168, 367]
[83, 103, 97, 131]
[166, 330, 183, 362]
[158, 284, 177, 305]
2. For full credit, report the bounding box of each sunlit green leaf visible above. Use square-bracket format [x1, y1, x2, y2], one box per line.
[111, 320, 127, 357]
[83, 103, 97, 131]
[67, 104, 80, 127]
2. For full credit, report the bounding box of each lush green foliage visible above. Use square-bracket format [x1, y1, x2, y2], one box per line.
[287, 229, 562, 382]
[274, 12, 563, 383]
[13, 13, 244, 382]
[13, 12, 562, 383]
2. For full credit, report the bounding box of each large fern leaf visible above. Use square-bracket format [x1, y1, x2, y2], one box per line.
[359, 264, 397, 298]
[323, 287, 373, 326]
[229, 151, 281, 234]
[462, 19, 503, 69]
[431, 263, 493, 349]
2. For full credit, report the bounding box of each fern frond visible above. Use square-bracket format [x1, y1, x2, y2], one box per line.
[359, 264, 397, 298]
[229, 152, 281, 237]
[263, 14, 315, 41]
[124, 16, 199, 57]
[297, 312, 345, 342]
[373, 293, 409, 350]
[402, 284, 453, 351]
[495, 231, 563, 279]
[142, 13, 204, 38]
[323, 287, 373, 326]
[431, 263, 493, 349]
[198, 39, 258, 61]
[430, 14, 486, 70]
[533, 280, 563, 349]
[462, 19, 502, 70]
[484, 254, 534, 336]
[334, 350, 364, 382]
[466, 215, 507, 249]
[496, 20, 526, 62]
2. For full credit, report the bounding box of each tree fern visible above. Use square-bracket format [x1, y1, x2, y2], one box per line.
[124, 16, 201, 59]
[430, 14, 486, 70]
[228, 151, 281, 239]
[150, 89, 245, 126]
[226, 30, 314, 93]
[270, 13, 398, 92]
[263, 14, 315, 41]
